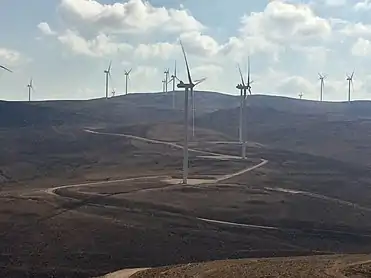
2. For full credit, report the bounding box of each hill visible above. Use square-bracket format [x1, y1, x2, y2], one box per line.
[0, 91, 238, 128]
[104, 254, 371, 277]
[196, 95, 371, 167]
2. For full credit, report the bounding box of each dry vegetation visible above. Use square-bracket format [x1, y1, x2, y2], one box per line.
[2, 93, 371, 277]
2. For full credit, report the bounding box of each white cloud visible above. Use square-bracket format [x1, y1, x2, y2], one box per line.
[338, 22, 371, 37]
[134, 42, 178, 60]
[0, 48, 22, 65]
[351, 38, 371, 56]
[58, 0, 204, 35]
[240, 1, 331, 44]
[354, 0, 371, 11]
[180, 32, 220, 57]
[37, 22, 56, 36]
[58, 30, 133, 57]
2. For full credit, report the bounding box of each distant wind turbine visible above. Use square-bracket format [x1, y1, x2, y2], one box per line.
[177, 40, 206, 185]
[162, 79, 166, 93]
[104, 61, 112, 99]
[0, 65, 12, 73]
[164, 68, 170, 93]
[27, 78, 34, 102]
[124, 69, 132, 95]
[237, 56, 253, 159]
[299, 92, 303, 99]
[346, 71, 355, 103]
[170, 61, 178, 109]
[318, 73, 326, 101]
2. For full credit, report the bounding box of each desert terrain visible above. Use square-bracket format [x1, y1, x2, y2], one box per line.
[1, 92, 371, 277]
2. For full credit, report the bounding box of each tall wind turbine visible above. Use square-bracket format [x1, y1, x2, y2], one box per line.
[124, 69, 132, 95]
[0, 65, 12, 73]
[346, 71, 354, 103]
[27, 78, 34, 102]
[177, 41, 206, 185]
[170, 61, 177, 109]
[104, 61, 112, 99]
[164, 69, 170, 93]
[318, 73, 326, 101]
[237, 57, 253, 159]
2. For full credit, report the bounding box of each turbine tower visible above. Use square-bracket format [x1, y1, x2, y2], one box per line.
[177, 41, 206, 185]
[124, 69, 132, 95]
[162, 79, 166, 93]
[164, 69, 170, 93]
[170, 61, 177, 109]
[346, 71, 354, 103]
[0, 65, 12, 73]
[104, 61, 112, 99]
[318, 73, 326, 101]
[27, 78, 34, 102]
[237, 57, 253, 159]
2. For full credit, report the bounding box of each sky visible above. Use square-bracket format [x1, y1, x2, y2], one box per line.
[1, 0, 371, 101]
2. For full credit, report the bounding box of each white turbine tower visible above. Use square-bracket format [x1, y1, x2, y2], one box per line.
[170, 61, 177, 109]
[164, 68, 170, 93]
[346, 71, 355, 103]
[237, 57, 253, 159]
[104, 61, 112, 99]
[318, 73, 326, 101]
[162, 79, 166, 93]
[124, 69, 132, 95]
[27, 78, 34, 102]
[0, 65, 12, 73]
[177, 41, 206, 185]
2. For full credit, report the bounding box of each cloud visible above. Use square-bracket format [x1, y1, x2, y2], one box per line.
[240, 1, 331, 44]
[277, 75, 316, 96]
[57, 30, 133, 57]
[37, 22, 56, 36]
[0, 48, 22, 65]
[351, 38, 371, 56]
[58, 0, 204, 35]
[338, 22, 371, 37]
[354, 0, 371, 11]
[134, 42, 179, 60]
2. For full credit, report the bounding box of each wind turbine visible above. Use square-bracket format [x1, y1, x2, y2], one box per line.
[346, 71, 355, 103]
[177, 41, 206, 185]
[162, 79, 166, 93]
[237, 56, 253, 159]
[104, 61, 112, 99]
[27, 78, 34, 102]
[318, 73, 326, 101]
[124, 69, 132, 95]
[170, 61, 177, 109]
[164, 68, 170, 93]
[0, 65, 12, 73]
[299, 92, 303, 99]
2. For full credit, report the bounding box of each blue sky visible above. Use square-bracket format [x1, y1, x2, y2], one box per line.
[1, 0, 371, 101]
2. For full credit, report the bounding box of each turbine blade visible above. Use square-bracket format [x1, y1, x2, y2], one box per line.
[237, 64, 245, 86]
[174, 60, 177, 77]
[194, 77, 207, 86]
[128, 68, 132, 75]
[180, 40, 192, 84]
[351, 70, 355, 79]
[0, 65, 12, 73]
[108, 60, 112, 72]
